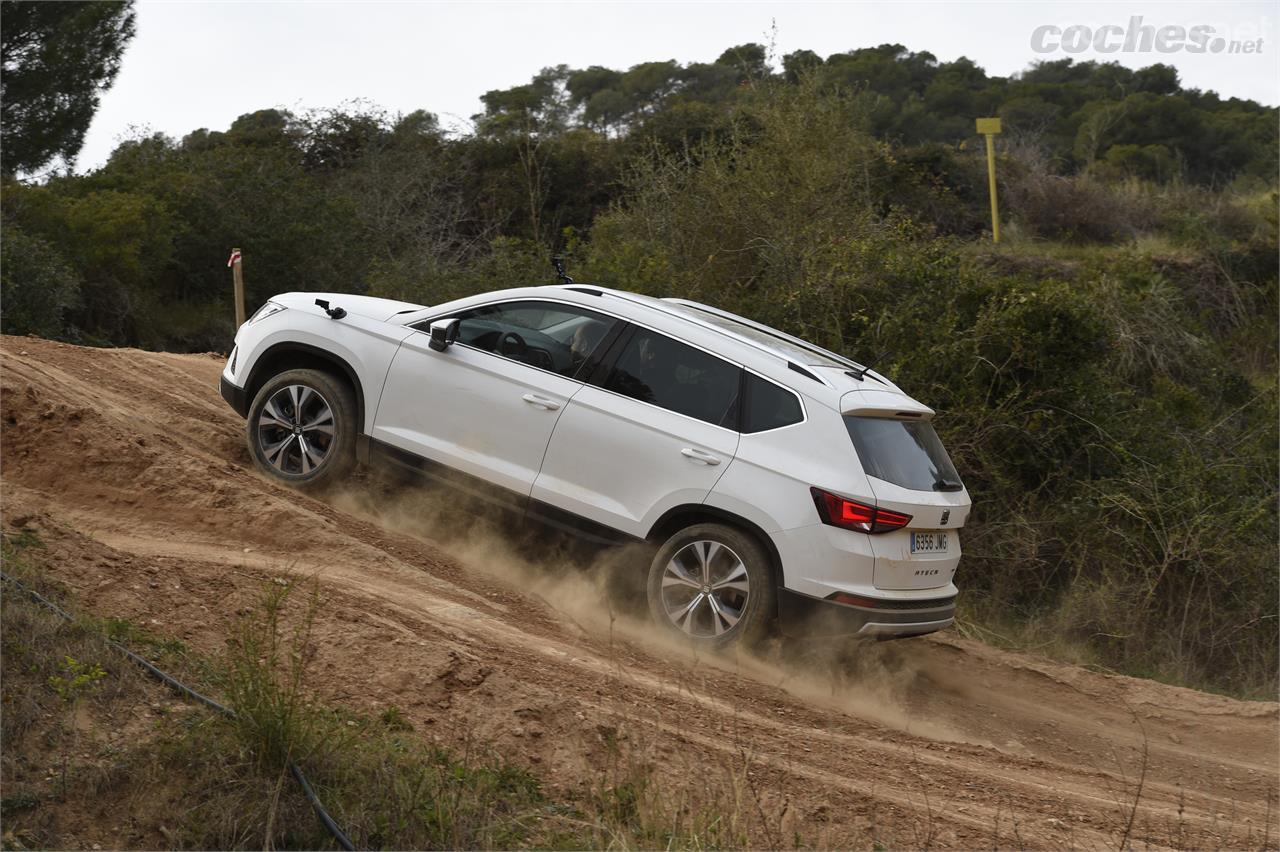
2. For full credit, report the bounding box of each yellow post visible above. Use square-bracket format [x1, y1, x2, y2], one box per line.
[975, 117, 1002, 243]
[229, 247, 245, 326]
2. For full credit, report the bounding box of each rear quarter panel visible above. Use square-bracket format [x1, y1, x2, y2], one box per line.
[708, 400, 868, 529]
[707, 399, 883, 593]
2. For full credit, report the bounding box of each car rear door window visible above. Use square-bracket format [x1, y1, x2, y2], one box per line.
[742, 373, 803, 432]
[602, 328, 741, 427]
[439, 300, 619, 378]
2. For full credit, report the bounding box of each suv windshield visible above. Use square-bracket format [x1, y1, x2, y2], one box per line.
[844, 416, 962, 492]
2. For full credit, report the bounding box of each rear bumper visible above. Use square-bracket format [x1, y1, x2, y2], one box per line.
[220, 375, 249, 417]
[776, 588, 956, 640]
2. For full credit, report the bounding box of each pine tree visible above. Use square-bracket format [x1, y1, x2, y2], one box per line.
[1, 1, 137, 176]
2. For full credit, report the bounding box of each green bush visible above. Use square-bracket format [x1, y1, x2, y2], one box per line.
[0, 225, 81, 338]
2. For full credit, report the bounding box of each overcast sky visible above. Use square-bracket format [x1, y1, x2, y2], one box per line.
[77, 0, 1277, 171]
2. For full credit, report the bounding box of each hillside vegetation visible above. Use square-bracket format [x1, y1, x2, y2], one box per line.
[1, 47, 1276, 696]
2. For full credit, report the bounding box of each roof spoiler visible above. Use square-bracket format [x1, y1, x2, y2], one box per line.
[840, 389, 934, 420]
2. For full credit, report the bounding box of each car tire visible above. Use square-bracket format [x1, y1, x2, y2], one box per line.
[246, 368, 357, 490]
[647, 522, 775, 649]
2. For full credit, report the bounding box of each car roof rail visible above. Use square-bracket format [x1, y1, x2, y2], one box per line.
[788, 362, 824, 384]
[552, 286, 839, 388]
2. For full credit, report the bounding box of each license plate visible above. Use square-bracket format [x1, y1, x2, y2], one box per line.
[910, 531, 949, 554]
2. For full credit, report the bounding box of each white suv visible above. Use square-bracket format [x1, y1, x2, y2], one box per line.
[219, 285, 970, 647]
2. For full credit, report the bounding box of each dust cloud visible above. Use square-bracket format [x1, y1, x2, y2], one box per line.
[327, 464, 973, 744]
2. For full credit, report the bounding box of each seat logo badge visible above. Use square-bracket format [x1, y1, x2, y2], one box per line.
[940, 509, 950, 525]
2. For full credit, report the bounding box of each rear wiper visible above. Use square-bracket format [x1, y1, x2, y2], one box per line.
[933, 478, 963, 492]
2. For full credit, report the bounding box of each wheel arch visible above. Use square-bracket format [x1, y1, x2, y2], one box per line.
[244, 342, 366, 433]
[646, 504, 786, 591]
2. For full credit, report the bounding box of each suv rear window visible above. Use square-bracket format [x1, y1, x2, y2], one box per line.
[844, 416, 962, 492]
[742, 373, 802, 433]
[603, 327, 740, 427]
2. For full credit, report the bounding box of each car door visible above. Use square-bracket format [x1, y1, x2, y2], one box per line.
[531, 325, 742, 538]
[371, 299, 621, 500]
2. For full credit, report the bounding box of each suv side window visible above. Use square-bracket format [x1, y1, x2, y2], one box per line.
[742, 373, 803, 432]
[431, 300, 619, 378]
[602, 327, 741, 427]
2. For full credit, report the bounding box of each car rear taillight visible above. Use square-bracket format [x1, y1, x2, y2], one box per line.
[810, 487, 912, 534]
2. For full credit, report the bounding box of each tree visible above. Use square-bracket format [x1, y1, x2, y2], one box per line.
[583, 89, 632, 134]
[226, 108, 301, 149]
[782, 49, 821, 84]
[715, 43, 769, 83]
[0, 225, 81, 337]
[620, 60, 681, 115]
[476, 65, 572, 138]
[1134, 63, 1179, 95]
[566, 66, 623, 107]
[678, 62, 739, 104]
[1, 1, 137, 176]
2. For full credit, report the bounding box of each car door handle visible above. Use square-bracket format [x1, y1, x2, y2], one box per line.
[522, 393, 560, 411]
[681, 448, 721, 465]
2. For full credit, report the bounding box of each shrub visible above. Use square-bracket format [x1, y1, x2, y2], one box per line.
[1001, 166, 1156, 242]
[0, 225, 81, 338]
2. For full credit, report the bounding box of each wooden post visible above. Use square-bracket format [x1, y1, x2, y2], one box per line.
[975, 118, 1002, 243]
[229, 247, 245, 326]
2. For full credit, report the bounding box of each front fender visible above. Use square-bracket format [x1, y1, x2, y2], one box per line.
[235, 309, 416, 433]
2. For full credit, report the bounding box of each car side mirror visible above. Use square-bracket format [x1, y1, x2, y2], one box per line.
[428, 318, 460, 352]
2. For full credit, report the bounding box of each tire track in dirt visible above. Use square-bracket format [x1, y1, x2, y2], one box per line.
[2, 335, 1275, 849]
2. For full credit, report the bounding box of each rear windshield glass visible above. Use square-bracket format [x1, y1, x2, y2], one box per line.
[844, 416, 962, 492]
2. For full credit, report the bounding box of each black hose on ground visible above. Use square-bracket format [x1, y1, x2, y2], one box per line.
[0, 571, 356, 852]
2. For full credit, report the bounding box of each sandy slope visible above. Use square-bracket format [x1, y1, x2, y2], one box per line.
[1, 334, 1275, 849]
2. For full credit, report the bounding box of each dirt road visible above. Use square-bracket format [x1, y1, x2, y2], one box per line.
[2, 334, 1275, 849]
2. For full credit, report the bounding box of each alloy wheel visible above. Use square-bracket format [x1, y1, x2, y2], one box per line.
[256, 384, 335, 475]
[660, 540, 751, 637]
